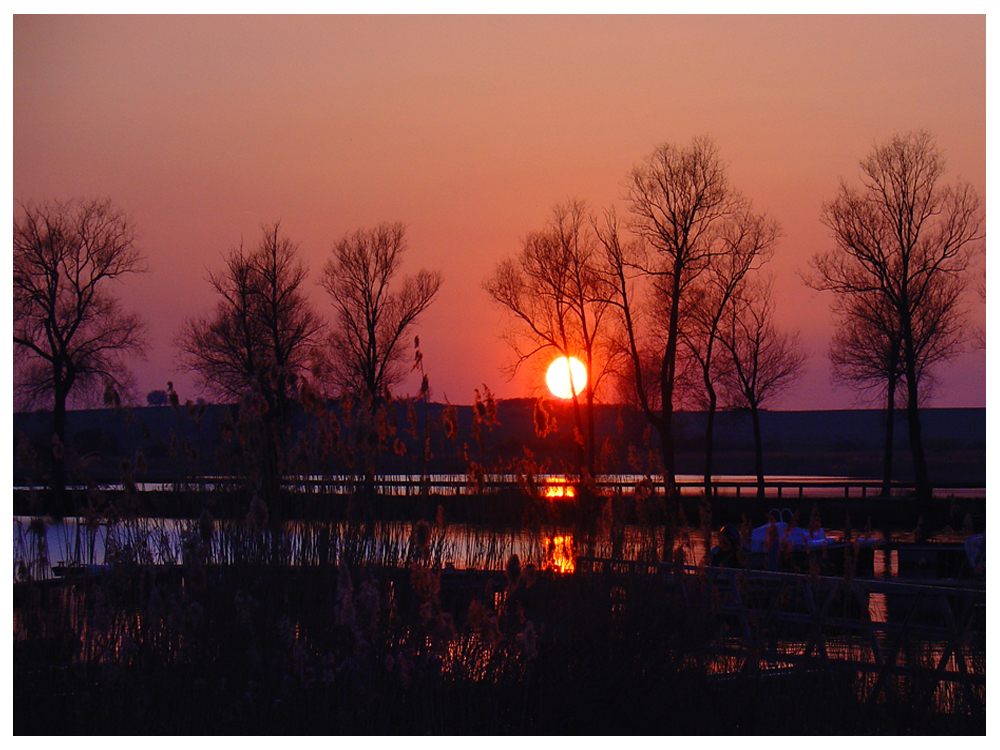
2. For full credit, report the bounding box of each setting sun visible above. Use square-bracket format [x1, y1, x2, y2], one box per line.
[546, 356, 587, 399]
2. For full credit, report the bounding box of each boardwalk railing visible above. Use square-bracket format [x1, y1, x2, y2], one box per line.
[25, 473, 983, 499]
[576, 557, 986, 714]
[284, 474, 982, 498]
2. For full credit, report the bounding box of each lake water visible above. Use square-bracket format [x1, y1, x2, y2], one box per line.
[15, 512, 942, 581]
[13, 515, 688, 576]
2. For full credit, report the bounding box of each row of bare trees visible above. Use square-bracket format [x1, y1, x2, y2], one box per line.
[486, 138, 801, 500]
[13, 208, 441, 513]
[14, 131, 984, 508]
[13, 199, 147, 508]
[486, 132, 983, 502]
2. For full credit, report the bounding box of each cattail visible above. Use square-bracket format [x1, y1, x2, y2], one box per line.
[516, 620, 538, 660]
[599, 437, 618, 473]
[483, 385, 498, 425]
[246, 493, 269, 531]
[533, 399, 553, 438]
[198, 509, 214, 544]
[441, 404, 458, 441]
[521, 563, 537, 589]
[412, 519, 431, 558]
[627, 444, 643, 473]
[809, 504, 823, 534]
[506, 553, 521, 586]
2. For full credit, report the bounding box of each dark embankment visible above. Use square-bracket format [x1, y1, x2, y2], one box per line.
[13, 401, 985, 533]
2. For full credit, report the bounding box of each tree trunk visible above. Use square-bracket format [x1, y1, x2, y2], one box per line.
[880, 379, 897, 497]
[658, 400, 676, 495]
[586, 388, 597, 477]
[568, 388, 588, 479]
[660, 267, 682, 499]
[900, 317, 932, 501]
[750, 404, 765, 500]
[904, 369, 932, 501]
[703, 385, 717, 498]
[51, 385, 70, 516]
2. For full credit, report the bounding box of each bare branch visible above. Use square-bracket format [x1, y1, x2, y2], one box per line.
[322, 223, 442, 402]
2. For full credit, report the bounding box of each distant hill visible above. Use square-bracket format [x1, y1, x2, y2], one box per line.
[12, 400, 985, 486]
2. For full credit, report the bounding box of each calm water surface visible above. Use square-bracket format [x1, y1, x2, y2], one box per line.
[16, 513, 943, 578]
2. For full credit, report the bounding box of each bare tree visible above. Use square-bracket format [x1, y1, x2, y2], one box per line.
[828, 272, 965, 496]
[177, 222, 323, 523]
[828, 288, 904, 496]
[322, 223, 442, 405]
[717, 278, 806, 499]
[485, 199, 620, 476]
[596, 208, 662, 415]
[605, 136, 762, 498]
[809, 131, 983, 500]
[13, 198, 147, 504]
[680, 207, 779, 495]
[973, 267, 986, 350]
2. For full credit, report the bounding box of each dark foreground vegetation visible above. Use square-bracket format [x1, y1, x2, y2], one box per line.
[14, 487, 986, 735]
[15, 577, 985, 733]
[12, 556, 985, 733]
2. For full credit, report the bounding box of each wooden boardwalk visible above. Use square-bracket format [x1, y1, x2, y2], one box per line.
[36, 473, 983, 499]
[576, 557, 986, 715]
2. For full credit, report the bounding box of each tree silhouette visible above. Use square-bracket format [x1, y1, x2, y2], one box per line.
[177, 222, 323, 529]
[717, 277, 806, 499]
[322, 223, 441, 496]
[809, 131, 983, 500]
[604, 136, 769, 499]
[485, 199, 620, 477]
[679, 205, 779, 495]
[13, 198, 147, 507]
[828, 288, 905, 496]
[322, 222, 441, 405]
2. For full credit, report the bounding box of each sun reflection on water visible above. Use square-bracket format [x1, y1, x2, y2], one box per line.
[544, 534, 575, 574]
[543, 477, 576, 499]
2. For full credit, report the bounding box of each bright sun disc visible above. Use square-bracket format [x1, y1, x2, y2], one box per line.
[546, 356, 587, 399]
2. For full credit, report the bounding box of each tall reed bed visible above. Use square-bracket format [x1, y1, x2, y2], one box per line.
[14, 537, 984, 734]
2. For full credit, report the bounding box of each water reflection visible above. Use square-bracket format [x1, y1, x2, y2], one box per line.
[544, 534, 575, 573]
[11, 515, 972, 583]
[542, 477, 576, 499]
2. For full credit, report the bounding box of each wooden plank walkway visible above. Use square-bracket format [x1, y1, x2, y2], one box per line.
[33, 474, 982, 499]
[575, 557, 986, 714]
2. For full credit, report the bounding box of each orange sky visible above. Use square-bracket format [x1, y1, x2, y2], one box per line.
[12, 15, 987, 410]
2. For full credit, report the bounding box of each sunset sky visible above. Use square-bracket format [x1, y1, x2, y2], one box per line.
[12, 14, 987, 411]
